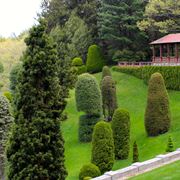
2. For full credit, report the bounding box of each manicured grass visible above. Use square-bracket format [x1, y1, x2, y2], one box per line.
[130, 160, 180, 180]
[63, 71, 180, 180]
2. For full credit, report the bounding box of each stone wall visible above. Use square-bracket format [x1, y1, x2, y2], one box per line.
[92, 148, 180, 180]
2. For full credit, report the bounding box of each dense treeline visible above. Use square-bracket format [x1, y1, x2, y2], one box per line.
[40, 0, 179, 65]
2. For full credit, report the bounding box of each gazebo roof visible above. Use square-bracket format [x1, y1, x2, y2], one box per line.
[150, 33, 180, 45]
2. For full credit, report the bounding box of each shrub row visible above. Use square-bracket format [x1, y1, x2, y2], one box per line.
[112, 66, 180, 90]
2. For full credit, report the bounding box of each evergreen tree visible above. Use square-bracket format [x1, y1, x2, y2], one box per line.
[133, 141, 139, 163]
[91, 121, 115, 174]
[166, 136, 174, 152]
[0, 96, 13, 180]
[6, 19, 67, 179]
[111, 108, 130, 159]
[145, 73, 171, 136]
[101, 76, 117, 121]
[98, 0, 148, 62]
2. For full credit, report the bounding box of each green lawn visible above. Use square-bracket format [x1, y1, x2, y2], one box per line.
[63, 71, 180, 180]
[130, 160, 180, 180]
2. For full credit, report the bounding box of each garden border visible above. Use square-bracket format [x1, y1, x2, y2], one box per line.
[92, 148, 180, 180]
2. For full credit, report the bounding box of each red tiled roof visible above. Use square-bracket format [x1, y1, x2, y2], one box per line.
[150, 33, 180, 45]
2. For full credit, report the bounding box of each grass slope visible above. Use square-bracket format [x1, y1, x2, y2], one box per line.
[0, 38, 25, 92]
[63, 71, 180, 180]
[130, 160, 180, 180]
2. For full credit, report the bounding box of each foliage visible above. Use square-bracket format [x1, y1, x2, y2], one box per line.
[166, 136, 174, 152]
[98, 0, 149, 62]
[145, 73, 171, 136]
[79, 115, 100, 142]
[112, 66, 180, 91]
[86, 44, 105, 73]
[133, 141, 139, 163]
[6, 19, 67, 179]
[91, 121, 115, 174]
[101, 76, 118, 121]
[79, 163, 101, 180]
[72, 57, 83, 66]
[75, 73, 102, 116]
[138, 0, 180, 34]
[9, 63, 22, 95]
[3, 91, 12, 103]
[111, 108, 130, 159]
[0, 96, 13, 179]
[0, 62, 4, 73]
[102, 66, 111, 80]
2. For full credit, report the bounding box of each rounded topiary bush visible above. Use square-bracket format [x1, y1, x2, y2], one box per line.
[91, 121, 114, 174]
[145, 72, 171, 136]
[77, 65, 87, 75]
[79, 115, 100, 142]
[111, 108, 130, 159]
[72, 57, 83, 66]
[75, 73, 102, 116]
[102, 66, 111, 79]
[101, 76, 118, 120]
[86, 44, 105, 73]
[79, 163, 101, 180]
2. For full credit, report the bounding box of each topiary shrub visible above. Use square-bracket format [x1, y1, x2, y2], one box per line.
[145, 72, 171, 136]
[101, 76, 118, 121]
[72, 57, 83, 66]
[166, 136, 174, 152]
[75, 73, 102, 116]
[79, 115, 100, 142]
[91, 121, 115, 174]
[102, 66, 111, 79]
[0, 96, 13, 179]
[79, 163, 101, 180]
[111, 108, 130, 159]
[86, 45, 105, 73]
[132, 141, 139, 163]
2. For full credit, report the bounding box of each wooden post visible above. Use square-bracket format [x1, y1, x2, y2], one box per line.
[152, 45, 155, 62]
[175, 43, 179, 63]
[167, 44, 170, 63]
[160, 44, 163, 62]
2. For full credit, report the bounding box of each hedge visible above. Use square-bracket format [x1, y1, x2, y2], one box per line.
[112, 66, 180, 90]
[79, 115, 100, 142]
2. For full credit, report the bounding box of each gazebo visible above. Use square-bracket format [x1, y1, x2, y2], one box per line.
[150, 33, 180, 65]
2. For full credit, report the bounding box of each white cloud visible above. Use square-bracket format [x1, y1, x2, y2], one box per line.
[0, 0, 42, 37]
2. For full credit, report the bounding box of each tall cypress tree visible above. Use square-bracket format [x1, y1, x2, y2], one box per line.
[98, 0, 148, 62]
[6, 19, 67, 179]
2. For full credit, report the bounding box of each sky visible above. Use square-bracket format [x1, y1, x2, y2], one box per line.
[0, 0, 42, 37]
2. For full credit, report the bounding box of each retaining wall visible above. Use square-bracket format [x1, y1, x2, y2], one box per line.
[92, 148, 180, 180]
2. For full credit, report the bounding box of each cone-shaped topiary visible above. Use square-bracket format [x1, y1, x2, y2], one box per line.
[101, 76, 118, 121]
[145, 72, 171, 136]
[111, 108, 130, 159]
[102, 66, 111, 80]
[0, 96, 13, 180]
[79, 115, 100, 142]
[6, 19, 67, 179]
[75, 73, 102, 116]
[91, 121, 115, 174]
[166, 136, 174, 152]
[132, 141, 139, 163]
[79, 163, 101, 180]
[86, 44, 105, 73]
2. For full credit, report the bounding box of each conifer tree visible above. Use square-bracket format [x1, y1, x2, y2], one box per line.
[133, 141, 139, 163]
[6, 19, 67, 179]
[0, 96, 13, 180]
[101, 76, 117, 121]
